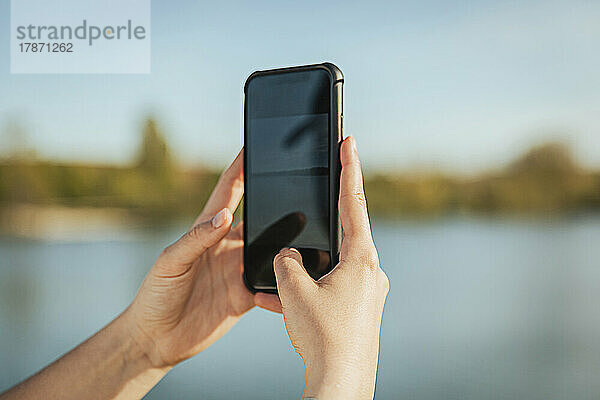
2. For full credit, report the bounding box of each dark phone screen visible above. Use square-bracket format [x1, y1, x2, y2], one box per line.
[245, 69, 331, 290]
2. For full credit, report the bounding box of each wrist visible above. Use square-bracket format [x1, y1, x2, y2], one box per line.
[114, 309, 172, 378]
[303, 356, 377, 400]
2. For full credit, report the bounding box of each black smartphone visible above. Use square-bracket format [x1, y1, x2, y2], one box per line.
[243, 63, 344, 294]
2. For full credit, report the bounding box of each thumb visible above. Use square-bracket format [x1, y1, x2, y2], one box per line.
[156, 208, 232, 276]
[273, 248, 315, 298]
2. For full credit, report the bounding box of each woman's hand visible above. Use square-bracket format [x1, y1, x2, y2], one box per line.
[1, 150, 282, 400]
[124, 150, 280, 369]
[273, 137, 389, 400]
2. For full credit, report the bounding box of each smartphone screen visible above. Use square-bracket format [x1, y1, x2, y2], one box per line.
[244, 68, 333, 291]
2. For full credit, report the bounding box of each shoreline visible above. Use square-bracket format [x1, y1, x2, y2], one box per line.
[0, 204, 144, 241]
[2, 203, 599, 242]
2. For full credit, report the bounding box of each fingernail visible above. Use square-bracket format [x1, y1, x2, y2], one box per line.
[351, 136, 358, 153]
[212, 209, 228, 228]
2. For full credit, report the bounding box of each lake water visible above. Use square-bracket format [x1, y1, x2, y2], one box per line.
[1, 216, 600, 399]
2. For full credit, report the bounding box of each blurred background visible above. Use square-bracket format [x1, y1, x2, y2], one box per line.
[1, 0, 600, 398]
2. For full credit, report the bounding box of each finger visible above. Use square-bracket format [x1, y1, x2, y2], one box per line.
[194, 149, 244, 225]
[254, 293, 282, 314]
[339, 136, 374, 248]
[273, 248, 315, 299]
[157, 208, 232, 277]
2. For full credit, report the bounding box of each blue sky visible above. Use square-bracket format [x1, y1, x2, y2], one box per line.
[1, 0, 599, 173]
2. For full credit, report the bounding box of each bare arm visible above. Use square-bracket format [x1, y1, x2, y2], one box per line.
[0, 150, 280, 400]
[0, 312, 168, 400]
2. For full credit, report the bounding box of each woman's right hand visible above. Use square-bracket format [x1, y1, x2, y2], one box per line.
[272, 136, 389, 400]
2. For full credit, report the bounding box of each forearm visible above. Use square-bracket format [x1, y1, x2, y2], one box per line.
[303, 367, 376, 400]
[302, 347, 379, 400]
[0, 311, 169, 400]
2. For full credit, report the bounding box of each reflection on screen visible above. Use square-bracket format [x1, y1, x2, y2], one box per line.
[246, 69, 331, 289]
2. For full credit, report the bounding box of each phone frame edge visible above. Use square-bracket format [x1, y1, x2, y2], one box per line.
[242, 62, 344, 294]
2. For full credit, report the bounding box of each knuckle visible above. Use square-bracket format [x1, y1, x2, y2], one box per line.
[344, 158, 361, 168]
[342, 190, 367, 208]
[353, 191, 367, 208]
[187, 224, 204, 241]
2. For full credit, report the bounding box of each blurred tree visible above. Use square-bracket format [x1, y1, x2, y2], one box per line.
[136, 118, 174, 177]
[0, 119, 39, 204]
[508, 142, 577, 176]
[1, 118, 36, 161]
[1, 124, 598, 222]
[133, 117, 178, 210]
[483, 142, 592, 213]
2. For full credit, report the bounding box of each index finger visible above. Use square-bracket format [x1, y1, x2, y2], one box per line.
[339, 136, 375, 255]
[194, 149, 244, 226]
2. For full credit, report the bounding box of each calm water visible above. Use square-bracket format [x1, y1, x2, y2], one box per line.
[1, 217, 600, 399]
